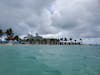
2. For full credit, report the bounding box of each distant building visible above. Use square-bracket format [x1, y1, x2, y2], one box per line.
[21, 33, 60, 45]
[8, 36, 14, 40]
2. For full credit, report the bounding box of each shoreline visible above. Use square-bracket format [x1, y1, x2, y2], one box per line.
[0, 44, 99, 46]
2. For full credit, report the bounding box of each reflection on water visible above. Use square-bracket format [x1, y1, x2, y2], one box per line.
[0, 45, 100, 75]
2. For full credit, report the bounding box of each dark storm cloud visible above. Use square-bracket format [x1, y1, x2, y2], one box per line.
[0, 0, 100, 39]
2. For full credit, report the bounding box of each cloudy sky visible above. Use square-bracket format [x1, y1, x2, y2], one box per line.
[0, 0, 100, 43]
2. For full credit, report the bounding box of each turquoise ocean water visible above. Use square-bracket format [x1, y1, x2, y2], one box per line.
[0, 45, 100, 75]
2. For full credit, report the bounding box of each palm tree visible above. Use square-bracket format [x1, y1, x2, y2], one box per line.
[59, 38, 63, 45]
[0, 29, 3, 37]
[69, 38, 72, 43]
[80, 38, 82, 44]
[64, 38, 67, 41]
[64, 37, 67, 44]
[14, 35, 20, 41]
[60, 38, 63, 41]
[74, 40, 77, 44]
[5, 28, 14, 36]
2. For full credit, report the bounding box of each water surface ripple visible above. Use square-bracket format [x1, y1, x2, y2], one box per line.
[0, 45, 100, 75]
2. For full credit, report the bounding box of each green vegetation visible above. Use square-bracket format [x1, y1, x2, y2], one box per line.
[0, 28, 82, 45]
[0, 29, 3, 37]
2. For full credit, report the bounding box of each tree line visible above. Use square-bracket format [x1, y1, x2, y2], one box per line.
[0, 28, 82, 44]
[0, 28, 20, 41]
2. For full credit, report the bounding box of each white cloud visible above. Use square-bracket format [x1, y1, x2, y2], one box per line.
[0, 0, 100, 41]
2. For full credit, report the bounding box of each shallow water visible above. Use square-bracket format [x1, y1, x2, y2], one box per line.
[0, 45, 100, 75]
